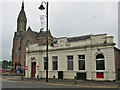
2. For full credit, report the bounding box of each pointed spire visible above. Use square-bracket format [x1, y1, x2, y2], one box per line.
[28, 26, 31, 31]
[17, 0, 26, 20]
[17, 0, 27, 32]
[21, 0, 24, 9]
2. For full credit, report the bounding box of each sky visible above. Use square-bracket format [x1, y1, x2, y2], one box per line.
[0, 0, 119, 61]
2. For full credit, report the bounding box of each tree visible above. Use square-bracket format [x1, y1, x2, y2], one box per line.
[2, 60, 11, 69]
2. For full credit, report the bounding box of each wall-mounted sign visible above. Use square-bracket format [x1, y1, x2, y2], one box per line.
[36, 66, 39, 70]
[25, 66, 28, 70]
[40, 15, 46, 30]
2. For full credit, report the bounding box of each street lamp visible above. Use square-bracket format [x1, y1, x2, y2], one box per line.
[39, 1, 49, 82]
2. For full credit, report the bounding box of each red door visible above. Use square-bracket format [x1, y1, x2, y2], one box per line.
[96, 72, 104, 78]
[31, 62, 36, 78]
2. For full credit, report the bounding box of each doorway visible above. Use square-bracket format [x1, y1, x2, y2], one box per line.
[76, 72, 86, 80]
[58, 71, 63, 79]
[31, 62, 36, 78]
[117, 69, 120, 80]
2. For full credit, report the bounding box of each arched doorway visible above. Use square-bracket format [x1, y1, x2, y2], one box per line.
[31, 57, 36, 78]
[31, 62, 36, 78]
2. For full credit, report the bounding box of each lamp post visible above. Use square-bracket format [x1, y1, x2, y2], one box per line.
[39, 1, 49, 82]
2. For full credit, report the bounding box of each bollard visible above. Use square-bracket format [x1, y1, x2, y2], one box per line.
[53, 76, 55, 83]
[21, 74, 23, 80]
[37, 75, 39, 81]
[74, 76, 77, 84]
[21, 71, 23, 80]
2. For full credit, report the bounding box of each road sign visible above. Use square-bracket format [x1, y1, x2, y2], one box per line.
[21, 67, 23, 69]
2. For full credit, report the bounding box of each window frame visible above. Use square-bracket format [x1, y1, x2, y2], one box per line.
[96, 54, 105, 70]
[44, 57, 47, 70]
[78, 55, 85, 70]
[67, 55, 73, 70]
[52, 56, 58, 70]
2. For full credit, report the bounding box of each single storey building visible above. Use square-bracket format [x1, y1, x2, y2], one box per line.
[25, 33, 120, 81]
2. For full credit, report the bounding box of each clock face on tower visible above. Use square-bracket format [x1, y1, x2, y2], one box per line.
[59, 40, 64, 47]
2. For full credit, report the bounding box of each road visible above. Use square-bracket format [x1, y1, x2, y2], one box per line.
[2, 79, 85, 88]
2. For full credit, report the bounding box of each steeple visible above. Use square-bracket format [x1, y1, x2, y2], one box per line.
[22, 0, 24, 9]
[17, 1, 27, 32]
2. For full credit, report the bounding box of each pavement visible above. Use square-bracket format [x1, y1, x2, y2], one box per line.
[2, 76, 120, 88]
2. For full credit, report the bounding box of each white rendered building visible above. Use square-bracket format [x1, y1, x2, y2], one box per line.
[25, 33, 119, 81]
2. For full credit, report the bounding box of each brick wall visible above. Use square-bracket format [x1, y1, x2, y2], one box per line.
[114, 47, 120, 79]
[20, 29, 37, 66]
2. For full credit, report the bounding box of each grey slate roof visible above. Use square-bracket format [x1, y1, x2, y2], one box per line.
[67, 35, 90, 42]
[52, 35, 91, 44]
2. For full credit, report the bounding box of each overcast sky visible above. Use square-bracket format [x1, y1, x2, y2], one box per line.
[0, 0, 119, 61]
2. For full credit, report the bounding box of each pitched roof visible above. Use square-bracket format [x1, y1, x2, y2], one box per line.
[26, 26, 39, 38]
[37, 30, 53, 39]
[32, 31, 39, 38]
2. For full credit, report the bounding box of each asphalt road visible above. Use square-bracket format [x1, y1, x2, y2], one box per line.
[2, 79, 85, 88]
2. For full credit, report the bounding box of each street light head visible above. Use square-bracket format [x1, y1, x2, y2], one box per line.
[39, 4, 45, 10]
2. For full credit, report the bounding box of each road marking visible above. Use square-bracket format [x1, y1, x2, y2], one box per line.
[2, 79, 118, 88]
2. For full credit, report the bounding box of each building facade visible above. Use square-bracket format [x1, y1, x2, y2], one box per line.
[12, 2, 120, 81]
[25, 34, 120, 81]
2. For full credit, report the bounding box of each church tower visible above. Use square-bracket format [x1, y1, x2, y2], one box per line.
[11, 1, 53, 71]
[12, 1, 27, 70]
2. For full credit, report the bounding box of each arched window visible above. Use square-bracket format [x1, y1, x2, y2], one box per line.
[96, 54, 105, 70]
[26, 40, 32, 47]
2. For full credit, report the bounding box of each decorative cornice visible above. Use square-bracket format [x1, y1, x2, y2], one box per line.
[26, 43, 115, 53]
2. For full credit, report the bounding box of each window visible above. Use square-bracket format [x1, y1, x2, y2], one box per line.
[78, 55, 85, 70]
[52, 56, 58, 70]
[96, 54, 105, 70]
[26, 40, 32, 47]
[44, 57, 47, 70]
[67, 56, 73, 70]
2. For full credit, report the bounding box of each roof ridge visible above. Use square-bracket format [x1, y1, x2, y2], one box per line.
[67, 34, 91, 39]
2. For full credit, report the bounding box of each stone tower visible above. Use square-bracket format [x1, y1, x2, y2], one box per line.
[12, 1, 27, 68]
